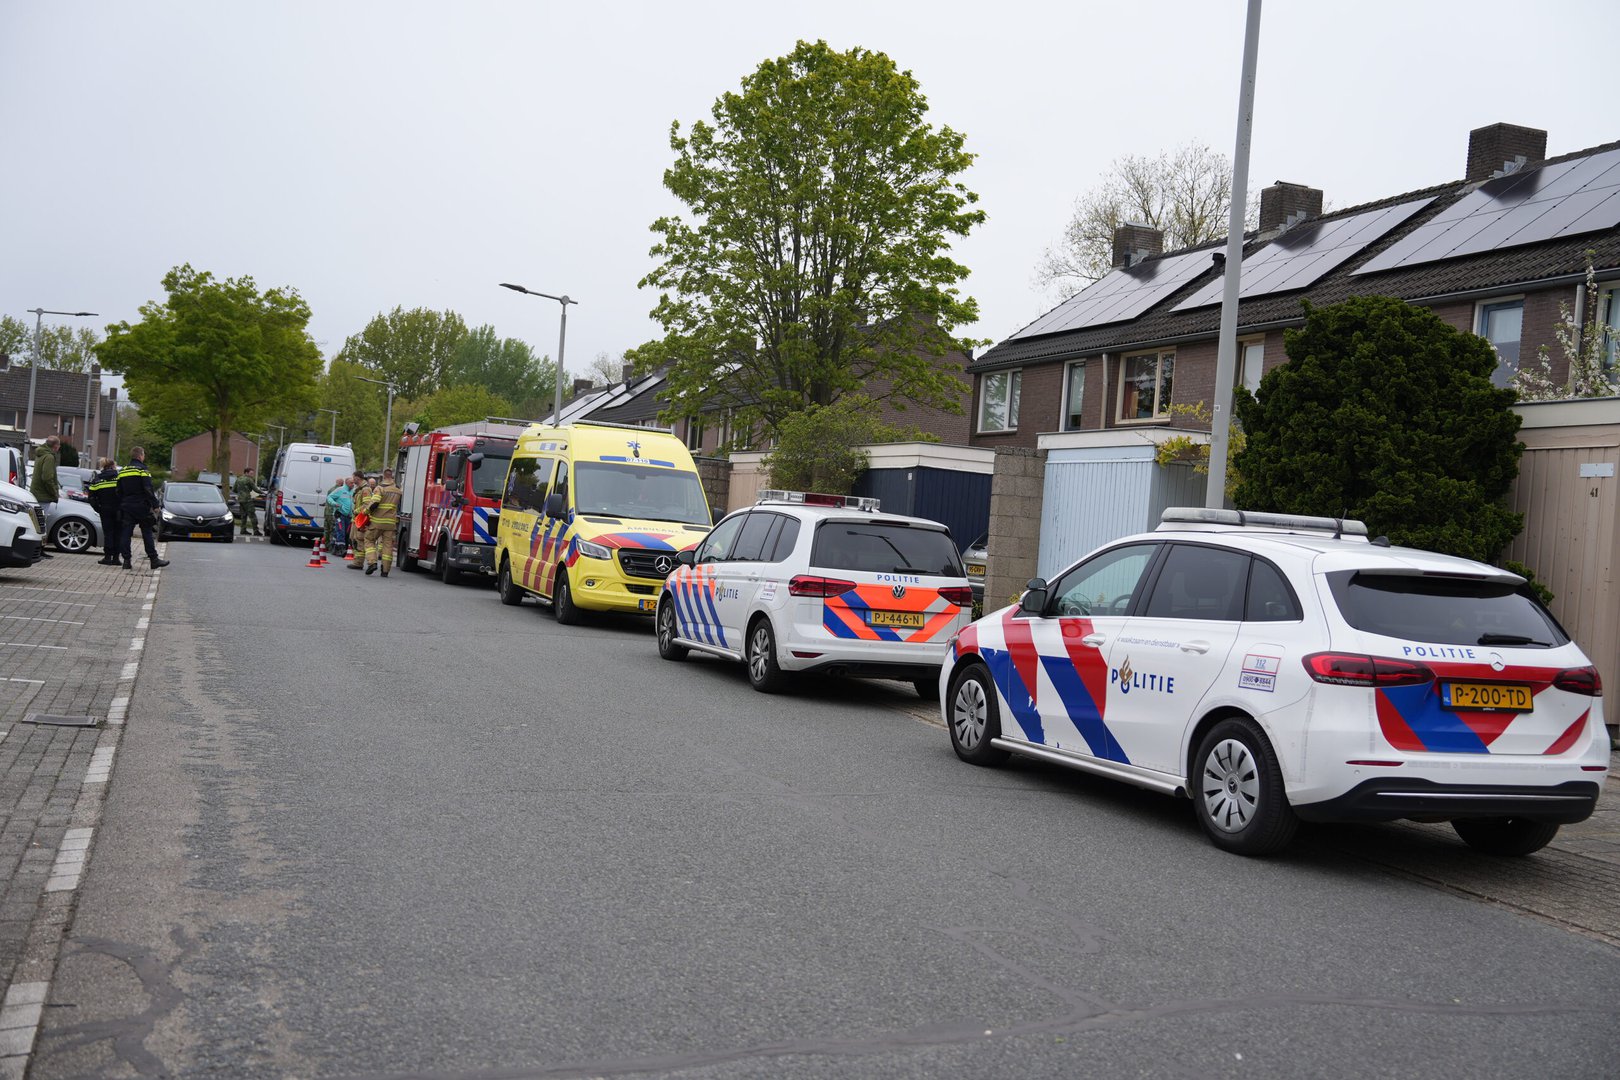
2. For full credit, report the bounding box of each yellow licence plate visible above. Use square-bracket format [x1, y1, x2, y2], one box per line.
[637, 599, 657, 613]
[1443, 681, 1533, 712]
[967, 563, 986, 577]
[286, 516, 311, 525]
[189, 531, 213, 538]
[869, 610, 925, 629]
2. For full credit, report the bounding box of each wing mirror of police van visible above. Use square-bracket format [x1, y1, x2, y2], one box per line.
[1019, 578, 1049, 616]
[675, 548, 695, 567]
[543, 491, 567, 519]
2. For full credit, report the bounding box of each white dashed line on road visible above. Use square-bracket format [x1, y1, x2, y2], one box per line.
[44, 828, 92, 893]
[0, 642, 68, 650]
[136, 617, 149, 630]
[3, 586, 106, 597]
[0, 616, 85, 625]
[84, 747, 114, 786]
[2, 678, 45, 685]
[119, 662, 139, 681]
[0, 981, 47, 1065]
[0, 599, 95, 607]
[129, 638, 144, 652]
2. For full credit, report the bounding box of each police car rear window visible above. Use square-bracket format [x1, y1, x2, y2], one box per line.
[1326, 571, 1567, 648]
[811, 522, 963, 576]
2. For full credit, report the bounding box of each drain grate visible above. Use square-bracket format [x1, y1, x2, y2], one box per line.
[21, 714, 98, 728]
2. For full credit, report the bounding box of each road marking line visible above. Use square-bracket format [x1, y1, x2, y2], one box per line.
[0, 599, 95, 608]
[120, 662, 138, 680]
[3, 587, 104, 597]
[0, 616, 85, 625]
[0, 642, 68, 650]
[2, 678, 44, 685]
[129, 638, 144, 651]
[136, 617, 149, 630]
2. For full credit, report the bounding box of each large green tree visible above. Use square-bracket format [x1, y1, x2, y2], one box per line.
[98, 264, 323, 477]
[635, 40, 983, 438]
[444, 325, 556, 415]
[0, 315, 102, 372]
[336, 306, 468, 400]
[1233, 296, 1523, 562]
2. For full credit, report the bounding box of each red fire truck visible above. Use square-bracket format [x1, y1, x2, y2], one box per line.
[394, 419, 524, 584]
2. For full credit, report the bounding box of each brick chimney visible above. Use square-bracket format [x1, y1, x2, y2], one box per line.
[621, 363, 635, 384]
[1466, 123, 1548, 183]
[1111, 223, 1164, 269]
[572, 378, 594, 398]
[1259, 182, 1323, 232]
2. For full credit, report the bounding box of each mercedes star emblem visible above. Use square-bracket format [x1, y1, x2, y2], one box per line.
[655, 555, 674, 575]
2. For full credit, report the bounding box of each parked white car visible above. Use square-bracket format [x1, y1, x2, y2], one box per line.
[943, 508, 1607, 857]
[657, 490, 974, 695]
[0, 478, 45, 568]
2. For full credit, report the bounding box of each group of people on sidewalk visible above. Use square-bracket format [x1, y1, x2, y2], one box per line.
[322, 469, 402, 578]
[30, 437, 169, 570]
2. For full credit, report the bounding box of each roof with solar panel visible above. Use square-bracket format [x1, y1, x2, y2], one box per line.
[973, 128, 1620, 372]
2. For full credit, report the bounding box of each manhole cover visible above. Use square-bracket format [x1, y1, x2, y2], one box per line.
[21, 714, 97, 727]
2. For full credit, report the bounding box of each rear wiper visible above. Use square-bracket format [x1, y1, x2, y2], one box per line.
[1477, 633, 1548, 646]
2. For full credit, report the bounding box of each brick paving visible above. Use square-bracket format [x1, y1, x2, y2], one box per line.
[0, 551, 162, 1075]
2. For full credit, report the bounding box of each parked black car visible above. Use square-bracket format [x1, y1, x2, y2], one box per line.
[157, 482, 235, 543]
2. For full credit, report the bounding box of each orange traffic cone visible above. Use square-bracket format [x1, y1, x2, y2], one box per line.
[307, 538, 324, 568]
[319, 539, 329, 564]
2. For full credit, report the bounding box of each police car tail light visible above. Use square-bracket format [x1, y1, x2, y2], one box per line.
[788, 575, 856, 598]
[1553, 666, 1602, 696]
[938, 586, 974, 607]
[1303, 652, 1432, 688]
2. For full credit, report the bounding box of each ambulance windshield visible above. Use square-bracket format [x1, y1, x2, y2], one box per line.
[575, 462, 711, 525]
[470, 453, 511, 499]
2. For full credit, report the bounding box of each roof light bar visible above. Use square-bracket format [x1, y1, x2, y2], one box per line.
[1160, 507, 1368, 537]
[758, 489, 881, 512]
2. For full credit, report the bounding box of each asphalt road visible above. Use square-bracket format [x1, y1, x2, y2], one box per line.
[31, 540, 1620, 1079]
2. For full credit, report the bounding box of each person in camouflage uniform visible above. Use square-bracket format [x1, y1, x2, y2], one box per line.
[360, 469, 402, 577]
[232, 473, 261, 536]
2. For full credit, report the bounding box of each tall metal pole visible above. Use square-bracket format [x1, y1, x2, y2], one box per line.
[1205, 0, 1263, 509]
[554, 302, 569, 423]
[382, 387, 394, 468]
[83, 363, 98, 463]
[26, 310, 42, 442]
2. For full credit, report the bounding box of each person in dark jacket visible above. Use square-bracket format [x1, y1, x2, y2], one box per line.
[87, 456, 122, 565]
[115, 447, 169, 570]
[29, 436, 60, 559]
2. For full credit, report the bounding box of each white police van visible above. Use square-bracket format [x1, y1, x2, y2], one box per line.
[943, 508, 1607, 857]
[265, 442, 355, 544]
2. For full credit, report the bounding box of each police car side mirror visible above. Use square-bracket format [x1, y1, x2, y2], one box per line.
[675, 549, 695, 567]
[1019, 578, 1049, 616]
[543, 491, 566, 518]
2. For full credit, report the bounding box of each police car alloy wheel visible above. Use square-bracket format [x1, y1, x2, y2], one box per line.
[657, 599, 688, 661]
[746, 618, 786, 693]
[948, 664, 1009, 766]
[1193, 719, 1298, 856]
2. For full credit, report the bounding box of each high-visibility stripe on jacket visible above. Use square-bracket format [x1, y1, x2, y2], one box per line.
[365, 483, 401, 528]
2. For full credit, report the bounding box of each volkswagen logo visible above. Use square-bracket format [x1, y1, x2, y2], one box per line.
[654, 555, 674, 576]
[892, 584, 907, 599]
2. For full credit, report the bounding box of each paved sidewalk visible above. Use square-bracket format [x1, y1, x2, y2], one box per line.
[0, 553, 162, 1075]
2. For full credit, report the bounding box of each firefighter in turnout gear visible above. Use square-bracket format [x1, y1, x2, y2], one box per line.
[360, 469, 401, 576]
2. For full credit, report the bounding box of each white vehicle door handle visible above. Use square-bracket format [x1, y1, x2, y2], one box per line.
[1181, 640, 1211, 654]
[1081, 633, 1106, 647]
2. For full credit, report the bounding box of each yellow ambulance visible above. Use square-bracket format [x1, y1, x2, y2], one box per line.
[493, 421, 714, 622]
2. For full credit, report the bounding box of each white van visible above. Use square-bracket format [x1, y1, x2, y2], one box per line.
[0, 477, 44, 568]
[265, 442, 355, 544]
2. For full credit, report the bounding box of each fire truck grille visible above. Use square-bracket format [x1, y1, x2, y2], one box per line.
[618, 548, 677, 580]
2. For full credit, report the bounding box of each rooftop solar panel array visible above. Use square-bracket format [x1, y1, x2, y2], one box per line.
[1008, 248, 1213, 340]
[1356, 147, 1620, 276]
[1172, 197, 1436, 310]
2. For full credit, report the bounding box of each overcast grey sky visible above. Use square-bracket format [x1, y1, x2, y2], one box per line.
[3, 0, 1615, 395]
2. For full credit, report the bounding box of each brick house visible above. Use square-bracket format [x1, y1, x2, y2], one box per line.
[0, 364, 119, 463]
[169, 431, 262, 481]
[967, 123, 1620, 450]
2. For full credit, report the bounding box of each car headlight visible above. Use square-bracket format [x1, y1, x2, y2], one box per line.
[575, 539, 612, 561]
[0, 497, 30, 514]
[161, 510, 180, 521]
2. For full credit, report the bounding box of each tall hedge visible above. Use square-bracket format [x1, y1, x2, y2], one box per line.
[1232, 296, 1523, 562]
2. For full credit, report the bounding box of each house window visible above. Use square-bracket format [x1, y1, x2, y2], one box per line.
[1599, 287, 1620, 376]
[685, 418, 704, 452]
[1118, 351, 1174, 421]
[0, 409, 16, 428]
[1062, 362, 1086, 431]
[978, 370, 1021, 433]
[60, 417, 74, 438]
[1476, 299, 1524, 387]
[1241, 339, 1264, 395]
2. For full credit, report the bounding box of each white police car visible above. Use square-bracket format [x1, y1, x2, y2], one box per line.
[942, 508, 1607, 856]
[657, 491, 974, 694]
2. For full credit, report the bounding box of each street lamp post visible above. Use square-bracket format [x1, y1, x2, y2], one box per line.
[25, 308, 98, 444]
[353, 376, 397, 468]
[498, 283, 576, 422]
[82, 362, 100, 463]
[316, 408, 339, 444]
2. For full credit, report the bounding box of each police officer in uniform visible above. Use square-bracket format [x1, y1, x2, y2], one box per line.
[116, 447, 170, 570]
[361, 468, 402, 577]
[233, 472, 261, 536]
[87, 456, 122, 564]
